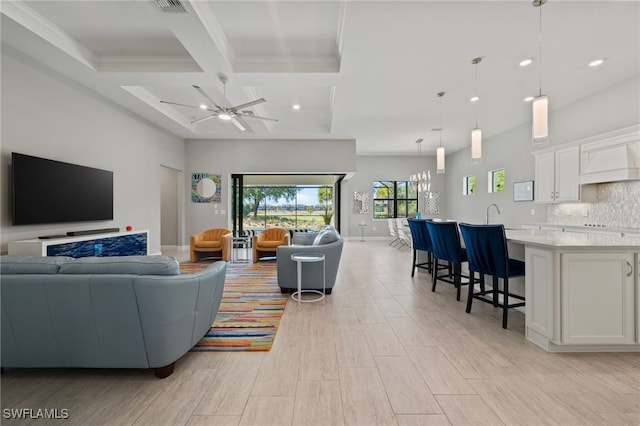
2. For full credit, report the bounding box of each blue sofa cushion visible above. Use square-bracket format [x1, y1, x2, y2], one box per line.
[312, 227, 340, 246]
[58, 255, 180, 276]
[0, 255, 73, 274]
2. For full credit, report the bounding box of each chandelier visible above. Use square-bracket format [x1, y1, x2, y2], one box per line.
[409, 138, 431, 193]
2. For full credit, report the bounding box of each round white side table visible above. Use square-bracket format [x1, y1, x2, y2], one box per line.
[290, 252, 325, 304]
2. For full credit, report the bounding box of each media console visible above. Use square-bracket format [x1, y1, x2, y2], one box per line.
[8, 230, 148, 258]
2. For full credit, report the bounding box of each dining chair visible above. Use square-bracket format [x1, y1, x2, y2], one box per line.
[458, 223, 526, 329]
[425, 220, 476, 301]
[387, 218, 401, 247]
[395, 218, 411, 249]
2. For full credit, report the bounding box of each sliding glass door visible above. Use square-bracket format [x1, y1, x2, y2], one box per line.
[231, 174, 343, 235]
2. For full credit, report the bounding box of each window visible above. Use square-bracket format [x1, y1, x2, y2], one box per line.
[463, 175, 476, 196]
[242, 185, 334, 230]
[373, 181, 417, 219]
[488, 169, 505, 193]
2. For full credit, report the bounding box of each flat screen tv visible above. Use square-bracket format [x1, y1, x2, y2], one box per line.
[11, 153, 114, 225]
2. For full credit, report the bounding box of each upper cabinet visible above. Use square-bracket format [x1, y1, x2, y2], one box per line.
[533, 125, 639, 204]
[535, 146, 583, 203]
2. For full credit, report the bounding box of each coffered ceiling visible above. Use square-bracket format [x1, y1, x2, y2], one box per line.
[2, 1, 638, 155]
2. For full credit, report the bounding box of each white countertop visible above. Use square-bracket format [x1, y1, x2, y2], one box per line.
[524, 223, 640, 234]
[506, 229, 640, 249]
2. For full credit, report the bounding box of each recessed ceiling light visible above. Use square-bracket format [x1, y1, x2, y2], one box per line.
[589, 59, 605, 67]
[520, 58, 533, 67]
[470, 96, 480, 102]
[199, 104, 207, 110]
[292, 104, 301, 110]
[524, 96, 535, 102]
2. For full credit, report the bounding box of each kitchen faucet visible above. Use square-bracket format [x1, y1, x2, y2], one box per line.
[486, 203, 501, 224]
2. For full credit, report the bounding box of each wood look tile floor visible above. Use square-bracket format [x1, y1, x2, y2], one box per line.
[2, 241, 639, 425]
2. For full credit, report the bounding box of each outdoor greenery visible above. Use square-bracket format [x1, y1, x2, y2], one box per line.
[242, 185, 334, 230]
[373, 181, 417, 219]
[490, 169, 505, 193]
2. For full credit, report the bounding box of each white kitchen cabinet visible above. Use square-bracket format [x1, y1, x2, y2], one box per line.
[534, 147, 580, 203]
[534, 146, 585, 203]
[561, 252, 635, 345]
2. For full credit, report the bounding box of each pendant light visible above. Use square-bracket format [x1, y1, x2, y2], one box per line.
[532, 0, 548, 146]
[435, 91, 446, 174]
[409, 138, 431, 193]
[471, 57, 482, 163]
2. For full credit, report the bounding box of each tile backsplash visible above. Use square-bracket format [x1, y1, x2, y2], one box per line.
[547, 181, 640, 228]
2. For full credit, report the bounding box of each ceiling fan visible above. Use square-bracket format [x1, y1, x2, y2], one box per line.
[160, 75, 278, 131]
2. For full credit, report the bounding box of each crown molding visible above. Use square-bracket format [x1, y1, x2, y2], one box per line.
[1, 0, 97, 71]
[97, 56, 202, 73]
[233, 56, 340, 73]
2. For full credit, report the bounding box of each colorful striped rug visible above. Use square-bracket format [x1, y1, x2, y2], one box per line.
[183, 261, 287, 351]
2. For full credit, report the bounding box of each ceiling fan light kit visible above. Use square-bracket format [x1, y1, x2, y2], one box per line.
[160, 76, 277, 131]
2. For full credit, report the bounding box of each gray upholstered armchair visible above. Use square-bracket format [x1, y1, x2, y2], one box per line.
[276, 227, 343, 294]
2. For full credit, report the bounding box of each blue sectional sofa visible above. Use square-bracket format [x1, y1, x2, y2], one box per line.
[0, 255, 226, 378]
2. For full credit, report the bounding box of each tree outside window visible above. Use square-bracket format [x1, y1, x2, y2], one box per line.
[373, 181, 417, 219]
[488, 169, 505, 193]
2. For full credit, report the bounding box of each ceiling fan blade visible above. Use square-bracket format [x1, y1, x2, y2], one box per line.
[191, 114, 219, 124]
[230, 98, 266, 111]
[160, 100, 202, 110]
[192, 85, 223, 109]
[230, 117, 246, 132]
[240, 113, 278, 122]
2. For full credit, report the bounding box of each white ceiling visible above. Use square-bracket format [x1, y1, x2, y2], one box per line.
[2, 1, 639, 156]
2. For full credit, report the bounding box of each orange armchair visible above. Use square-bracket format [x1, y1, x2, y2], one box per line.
[253, 228, 290, 262]
[190, 228, 233, 262]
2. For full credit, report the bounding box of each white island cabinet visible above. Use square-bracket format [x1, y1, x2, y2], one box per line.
[507, 230, 640, 352]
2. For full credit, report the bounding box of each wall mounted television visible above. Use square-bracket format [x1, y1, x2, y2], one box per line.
[11, 152, 114, 225]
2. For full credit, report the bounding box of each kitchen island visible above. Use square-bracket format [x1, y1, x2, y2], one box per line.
[506, 229, 640, 352]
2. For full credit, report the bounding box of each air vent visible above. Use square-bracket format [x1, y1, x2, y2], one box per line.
[154, 0, 186, 13]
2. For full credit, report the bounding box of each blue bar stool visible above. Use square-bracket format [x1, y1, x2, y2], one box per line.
[425, 220, 478, 301]
[406, 218, 433, 276]
[459, 223, 525, 329]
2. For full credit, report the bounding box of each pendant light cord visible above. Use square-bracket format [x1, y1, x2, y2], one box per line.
[438, 94, 443, 147]
[538, 3, 543, 97]
[475, 62, 479, 128]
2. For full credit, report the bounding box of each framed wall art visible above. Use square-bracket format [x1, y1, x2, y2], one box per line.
[353, 191, 370, 214]
[513, 180, 534, 202]
[192, 172, 222, 203]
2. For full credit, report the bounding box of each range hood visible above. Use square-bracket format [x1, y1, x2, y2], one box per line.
[579, 126, 640, 184]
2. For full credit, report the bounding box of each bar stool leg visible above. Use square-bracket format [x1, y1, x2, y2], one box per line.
[411, 249, 417, 277]
[492, 276, 499, 307]
[502, 277, 509, 329]
[454, 263, 462, 301]
[466, 271, 475, 313]
[431, 259, 438, 292]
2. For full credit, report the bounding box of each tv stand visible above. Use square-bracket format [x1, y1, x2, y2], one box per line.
[9, 230, 148, 258]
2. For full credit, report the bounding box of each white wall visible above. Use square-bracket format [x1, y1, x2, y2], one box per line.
[185, 138, 357, 238]
[444, 75, 640, 227]
[341, 155, 445, 238]
[1, 47, 186, 254]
